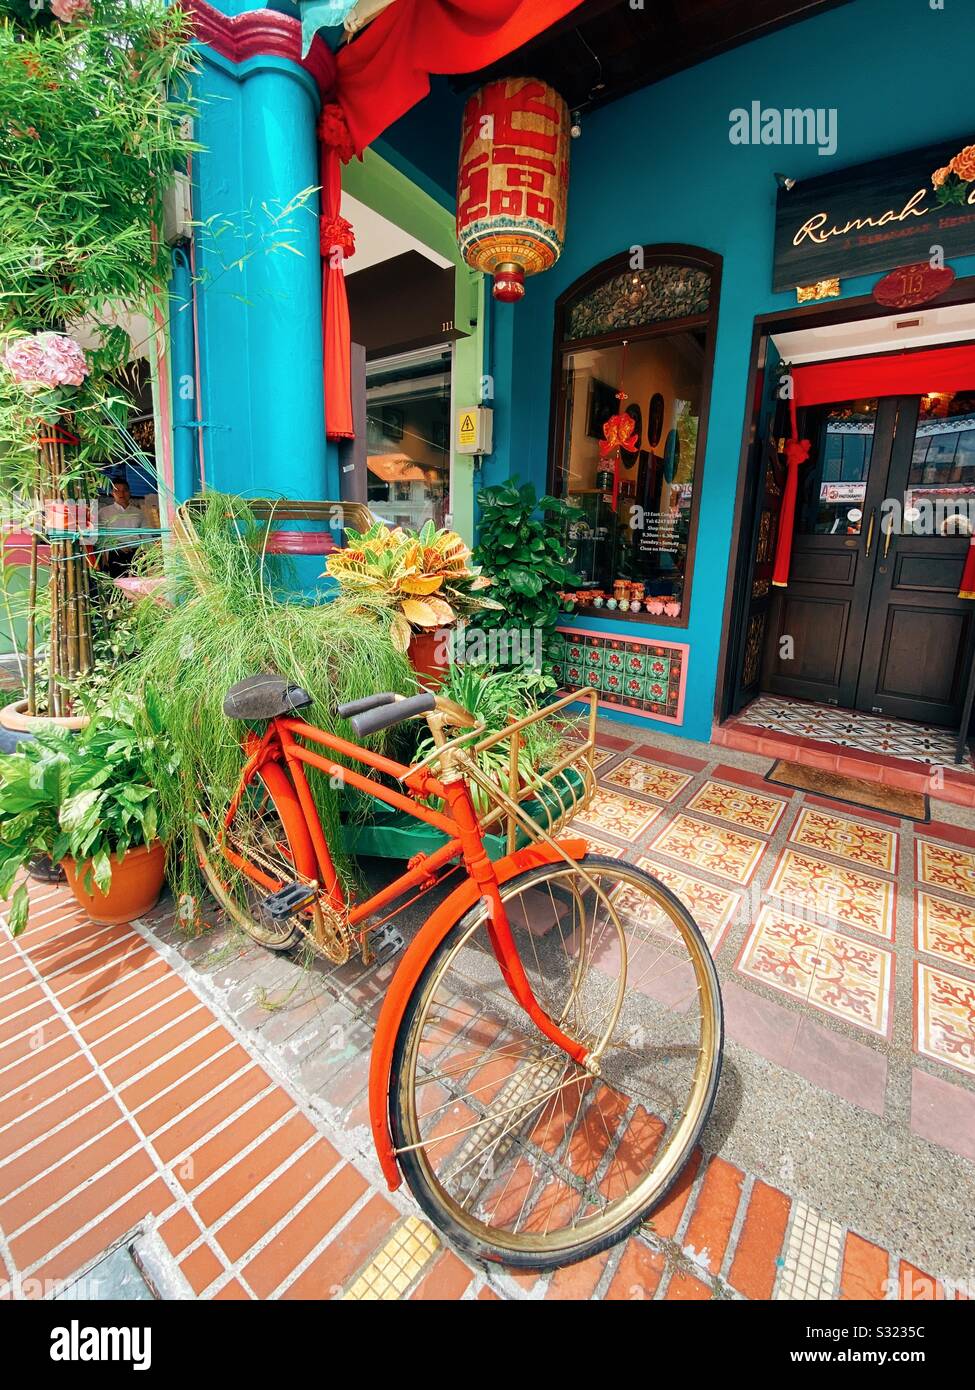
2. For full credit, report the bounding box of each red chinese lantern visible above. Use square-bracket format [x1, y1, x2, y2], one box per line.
[456, 77, 570, 303]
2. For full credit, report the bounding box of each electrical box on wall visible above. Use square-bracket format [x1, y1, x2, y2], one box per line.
[456, 406, 493, 455]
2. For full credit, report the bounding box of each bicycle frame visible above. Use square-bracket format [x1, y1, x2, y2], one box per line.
[215, 712, 592, 1083]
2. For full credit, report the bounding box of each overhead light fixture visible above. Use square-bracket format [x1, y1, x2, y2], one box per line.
[570, 110, 583, 139]
[775, 172, 797, 191]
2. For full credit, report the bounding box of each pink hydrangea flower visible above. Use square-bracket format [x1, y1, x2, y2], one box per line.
[1, 333, 90, 391]
[50, 0, 92, 21]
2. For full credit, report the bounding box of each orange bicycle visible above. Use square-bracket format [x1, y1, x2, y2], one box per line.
[195, 674, 723, 1270]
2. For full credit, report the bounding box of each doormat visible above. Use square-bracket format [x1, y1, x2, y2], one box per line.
[766, 760, 930, 821]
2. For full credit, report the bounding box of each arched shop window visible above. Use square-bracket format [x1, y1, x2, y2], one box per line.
[550, 245, 721, 625]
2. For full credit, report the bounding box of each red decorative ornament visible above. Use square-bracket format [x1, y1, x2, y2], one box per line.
[320, 215, 355, 259]
[599, 403, 640, 461]
[493, 267, 525, 302]
[317, 102, 356, 162]
[872, 261, 956, 308]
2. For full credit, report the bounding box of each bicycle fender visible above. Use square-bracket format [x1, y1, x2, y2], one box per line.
[368, 838, 589, 1190]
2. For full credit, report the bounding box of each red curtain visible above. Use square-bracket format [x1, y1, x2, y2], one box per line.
[335, 0, 586, 155]
[771, 343, 975, 589]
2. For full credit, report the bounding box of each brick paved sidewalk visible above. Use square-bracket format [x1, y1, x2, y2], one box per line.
[0, 874, 965, 1300]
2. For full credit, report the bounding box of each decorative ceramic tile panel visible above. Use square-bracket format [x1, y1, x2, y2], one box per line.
[637, 857, 741, 953]
[789, 807, 897, 874]
[685, 779, 788, 835]
[915, 962, 975, 1077]
[915, 892, 975, 972]
[570, 788, 662, 841]
[601, 756, 693, 802]
[767, 848, 895, 941]
[647, 813, 766, 885]
[550, 628, 688, 724]
[916, 840, 975, 901]
[738, 906, 894, 1037]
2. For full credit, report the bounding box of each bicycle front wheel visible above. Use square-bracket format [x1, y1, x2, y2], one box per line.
[390, 854, 723, 1270]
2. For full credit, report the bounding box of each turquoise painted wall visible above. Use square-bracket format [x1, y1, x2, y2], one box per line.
[486, 0, 975, 742]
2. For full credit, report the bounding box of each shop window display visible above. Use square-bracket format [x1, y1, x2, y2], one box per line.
[550, 250, 718, 625]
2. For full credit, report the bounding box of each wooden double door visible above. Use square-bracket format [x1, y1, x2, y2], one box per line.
[763, 390, 975, 727]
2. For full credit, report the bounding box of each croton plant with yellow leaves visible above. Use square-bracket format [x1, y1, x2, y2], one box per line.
[325, 520, 502, 651]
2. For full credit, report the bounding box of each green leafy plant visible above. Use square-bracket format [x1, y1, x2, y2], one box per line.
[473, 480, 579, 655]
[118, 492, 418, 912]
[0, 693, 169, 934]
[417, 661, 562, 815]
[325, 519, 500, 650]
[0, 0, 197, 714]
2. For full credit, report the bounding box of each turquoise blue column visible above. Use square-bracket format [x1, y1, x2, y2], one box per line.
[186, 37, 336, 500]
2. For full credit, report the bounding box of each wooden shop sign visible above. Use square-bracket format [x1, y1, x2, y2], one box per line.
[773, 135, 975, 293]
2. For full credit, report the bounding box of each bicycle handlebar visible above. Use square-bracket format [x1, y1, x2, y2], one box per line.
[348, 691, 437, 737]
[336, 693, 397, 719]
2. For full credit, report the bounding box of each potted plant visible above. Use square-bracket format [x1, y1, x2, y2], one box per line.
[472, 480, 581, 666]
[0, 696, 169, 932]
[325, 519, 501, 683]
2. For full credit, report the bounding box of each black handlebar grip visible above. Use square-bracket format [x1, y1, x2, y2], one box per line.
[336, 693, 397, 719]
[350, 691, 437, 738]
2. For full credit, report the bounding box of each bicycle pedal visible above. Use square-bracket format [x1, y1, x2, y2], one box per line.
[262, 882, 317, 920]
[370, 923, 404, 962]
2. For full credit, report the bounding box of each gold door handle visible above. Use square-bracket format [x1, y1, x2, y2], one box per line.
[865, 509, 875, 558]
[883, 520, 893, 559]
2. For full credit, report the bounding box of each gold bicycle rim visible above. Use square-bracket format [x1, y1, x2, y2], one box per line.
[397, 861, 720, 1258]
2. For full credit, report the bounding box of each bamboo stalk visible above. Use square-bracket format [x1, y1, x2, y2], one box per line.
[65, 538, 79, 679]
[26, 532, 38, 716]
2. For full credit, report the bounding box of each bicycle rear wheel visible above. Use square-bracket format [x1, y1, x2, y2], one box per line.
[194, 763, 316, 952]
[390, 854, 723, 1270]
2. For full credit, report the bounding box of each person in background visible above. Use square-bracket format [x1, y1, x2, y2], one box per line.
[97, 478, 145, 577]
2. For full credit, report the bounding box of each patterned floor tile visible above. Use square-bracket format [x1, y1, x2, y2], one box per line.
[601, 757, 693, 802]
[577, 831, 626, 860]
[789, 806, 897, 874]
[685, 779, 787, 834]
[737, 906, 894, 1037]
[637, 857, 741, 953]
[571, 788, 661, 841]
[767, 848, 895, 941]
[736, 695, 968, 768]
[916, 840, 975, 901]
[915, 962, 975, 1078]
[647, 813, 766, 885]
[552, 738, 614, 769]
[915, 893, 975, 973]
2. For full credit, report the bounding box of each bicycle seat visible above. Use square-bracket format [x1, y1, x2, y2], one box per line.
[223, 674, 314, 720]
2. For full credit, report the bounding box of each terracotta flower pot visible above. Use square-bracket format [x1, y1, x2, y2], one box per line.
[408, 629, 450, 688]
[0, 698, 89, 734]
[63, 841, 166, 926]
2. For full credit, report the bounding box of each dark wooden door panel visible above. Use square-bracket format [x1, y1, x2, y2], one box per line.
[765, 594, 851, 694]
[863, 604, 971, 722]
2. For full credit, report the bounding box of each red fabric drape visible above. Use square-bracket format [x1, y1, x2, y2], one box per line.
[771, 343, 975, 589]
[319, 105, 357, 441]
[335, 0, 585, 156]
